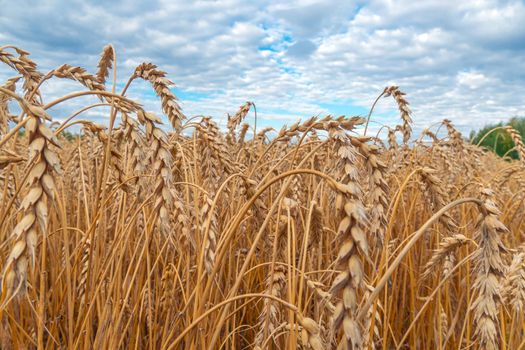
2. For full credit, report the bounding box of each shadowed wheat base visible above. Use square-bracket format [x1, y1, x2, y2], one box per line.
[1, 45, 525, 350]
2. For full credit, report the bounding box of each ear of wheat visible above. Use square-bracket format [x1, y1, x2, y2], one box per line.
[471, 188, 508, 350]
[133, 63, 185, 131]
[96, 45, 115, 85]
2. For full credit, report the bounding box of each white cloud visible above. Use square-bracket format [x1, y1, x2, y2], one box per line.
[0, 0, 524, 138]
[457, 71, 490, 89]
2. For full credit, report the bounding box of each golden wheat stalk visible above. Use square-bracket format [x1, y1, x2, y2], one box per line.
[133, 63, 185, 131]
[1, 105, 60, 305]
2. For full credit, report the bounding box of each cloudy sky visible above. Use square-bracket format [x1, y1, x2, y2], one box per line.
[1, 0, 524, 137]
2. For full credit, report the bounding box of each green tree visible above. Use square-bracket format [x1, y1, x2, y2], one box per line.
[61, 130, 75, 142]
[469, 117, 525, 159]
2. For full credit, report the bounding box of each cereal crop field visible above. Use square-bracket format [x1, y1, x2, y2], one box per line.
[0, 45, 524, 349]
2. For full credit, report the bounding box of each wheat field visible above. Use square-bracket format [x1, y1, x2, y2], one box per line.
[0, 45, 524, 349]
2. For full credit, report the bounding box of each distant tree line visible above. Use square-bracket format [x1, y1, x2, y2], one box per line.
[470, 117, 525, 160]
[18, 129, 76, 142]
